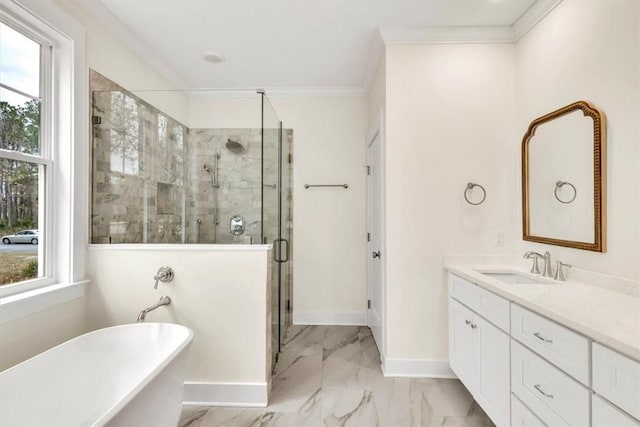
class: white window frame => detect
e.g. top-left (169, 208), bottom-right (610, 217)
top-left (0, 15), bottom-right (55, 295)
top-left (0, 0), bottom-right (88, 324)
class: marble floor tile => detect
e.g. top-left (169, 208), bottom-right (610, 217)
top-left (179, 406), bottom-right (264, 427)
top-left (179, 326), bottom-right (495, 427)
top-left (410, 378), bottom-right (475, 417)
top-left (268, 353), bottom-right (322, 413)
top-left (321, 388), bottom-right (379, 427)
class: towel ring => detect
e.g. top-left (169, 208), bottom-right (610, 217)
top-left (554, 181), bottom-right (577, 204)
top-left (464, 182), bottom-right (486, 206)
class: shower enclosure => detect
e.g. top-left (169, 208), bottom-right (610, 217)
top-left (89, 70), bottom-right (292, 363)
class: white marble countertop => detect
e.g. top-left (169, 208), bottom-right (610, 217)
top-left (446, 264), bottom-right (640, 362)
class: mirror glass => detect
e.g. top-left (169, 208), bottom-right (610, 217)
top-left (522, 101), bottom-right (606, 252)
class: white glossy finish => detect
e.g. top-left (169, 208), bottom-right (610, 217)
top-left (447, 264), bottom-right (640, 361)
top-left (0, 323), bottom-right (193, 427)
top-left (592, 342), bottom-right (640, 420)
top-left (511, 394), bottom-right (546, 427)
top-left (475, 314), bottom-right (510, 427)
top-left (449, 274), bottom-right (510, 332)
top-left (449, 298), bottom-right (510, 426)
top-left (479, 271), bottom-right (549, 285)
top-left (511, 304), bottom-right (590, 385)
top-left (511, 340), bottom-right (590, 427)
top-left (592, 395), bottom-right (640, 427)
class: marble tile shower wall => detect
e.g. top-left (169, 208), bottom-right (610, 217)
top-left (189, 128), bottom-right (262, 244)
top-left (90, 71), bottom-right (292, 245)
top-left (91, 71), bottom-right (187, 244)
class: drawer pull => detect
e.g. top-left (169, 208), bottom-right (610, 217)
top-left (533, 332), bottom-right (553, 343)
top-left (534, 384), bottom-right (554, 399)
top-left (470, 323), bottom-right (477, 329)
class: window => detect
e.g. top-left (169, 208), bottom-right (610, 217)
top-left (0, 0), bottom-right (87, 323)
top-left (0, 19), bottom-right (52, 288)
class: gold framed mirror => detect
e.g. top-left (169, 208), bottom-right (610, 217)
top-left (522, 101), bottom-right (606, 252)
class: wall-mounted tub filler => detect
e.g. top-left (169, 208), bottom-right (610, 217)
top-left (137, 296), bottom-right (171, 322)
top-left (230, 215), bottom-right (244, 235)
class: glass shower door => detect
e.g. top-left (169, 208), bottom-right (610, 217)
top-left (279, 125), bottom-right (292, 330)
top-left (261, 94), bottom-right (281, 365)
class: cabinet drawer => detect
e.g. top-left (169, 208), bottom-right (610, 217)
top-left (511, 394), bottom-right (546, 427)
top-left (511, 304), bottom-right (590, 385)
top-left (593, 395), bottom-right (640, 427)
top-left (512, 340), bottom-right (590, 427)
top-left (476, 284), bottom-right (510, 332)
top-left (449, 274), bottom-right (510, 332)
top-left (593, 343), bottom-right (640, 420)
top-left (449, 274), bottom-right (480, 310)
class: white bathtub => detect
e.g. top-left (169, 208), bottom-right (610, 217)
top-left (0, 322), bottom-right (193, 427)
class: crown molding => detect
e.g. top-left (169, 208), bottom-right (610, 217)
top-left (380, 25), bottom-right (516, 44)
top-left (72, 0), bottom-right (189, 90)
top-left (378, 0), bottom-right (562, 46)
top-left (513, 0), bottom-right (563, 40)
top-left (188, 86), bottom-right (366, 99)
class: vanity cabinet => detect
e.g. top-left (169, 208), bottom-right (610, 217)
top-left (511, 340), bottom-right (590, 427)
top-left (592, 343), bottom-right (640, 421)
top-left (449, 277), bottom-right (510, 427)
top-left (592, 395), bottom-right (640, 427)
top-left (448, 272), bottom-right (640, 427)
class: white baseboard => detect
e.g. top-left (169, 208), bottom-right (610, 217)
top-left (382, 357), bottom-right (457, 378)
top-left (293, 310), bottom-right (367, 326)
top-left (183, 382), bottom-right (268, 407)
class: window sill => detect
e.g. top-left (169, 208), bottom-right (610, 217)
top-left (0, 280), bottom-right (88, 325)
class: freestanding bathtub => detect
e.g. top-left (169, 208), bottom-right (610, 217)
top-left (0, 322), bottom-right (193, 427)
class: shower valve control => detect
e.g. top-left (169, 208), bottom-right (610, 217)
top-left (154, 266), bottom-right (174, 289)
top-left (230, 215), bottom-right (245, 236)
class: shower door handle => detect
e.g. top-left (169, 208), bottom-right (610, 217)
top-left (273, 238), bottom-right (290, 263)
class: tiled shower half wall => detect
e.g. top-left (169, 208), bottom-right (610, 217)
top-left (90, 70), bottom-right (292, 244)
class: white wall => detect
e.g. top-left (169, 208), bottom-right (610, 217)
top-left (86, 247), bottom-right (271, 386)
top-left (383, 43), bottom-right (517, 363)
top-left (0, 299), bottom-right (86, 370)
top-left (187, 95), bottom-right (369, 324)
top-left (56, 0), bottom-right (189, 124)
top-left (515, 0), bottom-right (640, 281)
top-left (273, 97), bottom-right (367, 324)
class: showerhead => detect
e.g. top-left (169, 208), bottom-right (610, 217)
top-left (225, 138), bottom-right (245, 154)
top-left (203, 164), bottom-right (213, 174)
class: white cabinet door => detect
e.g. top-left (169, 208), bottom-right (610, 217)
top-left (476, 315), bottom-right (510, 427)
top-left (593, 395), bottom-right (640, 427)
top-left (512, 394), bottom-right (546, 427)
top-left (449, 298), bottom-right (476, 392)
top-left (592, 343), bottom-right (640, 420)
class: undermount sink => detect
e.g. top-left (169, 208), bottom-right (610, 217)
top-left (477, 271), bottom-right (551, 285)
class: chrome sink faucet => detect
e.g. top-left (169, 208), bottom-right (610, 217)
top-left (523, 251), bottom-right (553, 277)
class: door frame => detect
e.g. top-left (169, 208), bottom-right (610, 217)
top-left (366, 109), bottom-right (386, 359)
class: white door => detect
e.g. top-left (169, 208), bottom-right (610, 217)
top-left (367, 130), bottom-right (384, 352)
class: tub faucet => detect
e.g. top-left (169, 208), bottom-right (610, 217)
top-left (137, 296), bottom-right (171, 322)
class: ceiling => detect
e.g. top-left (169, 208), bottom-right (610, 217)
top-left (80, 0), bottom-right (543, 93)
